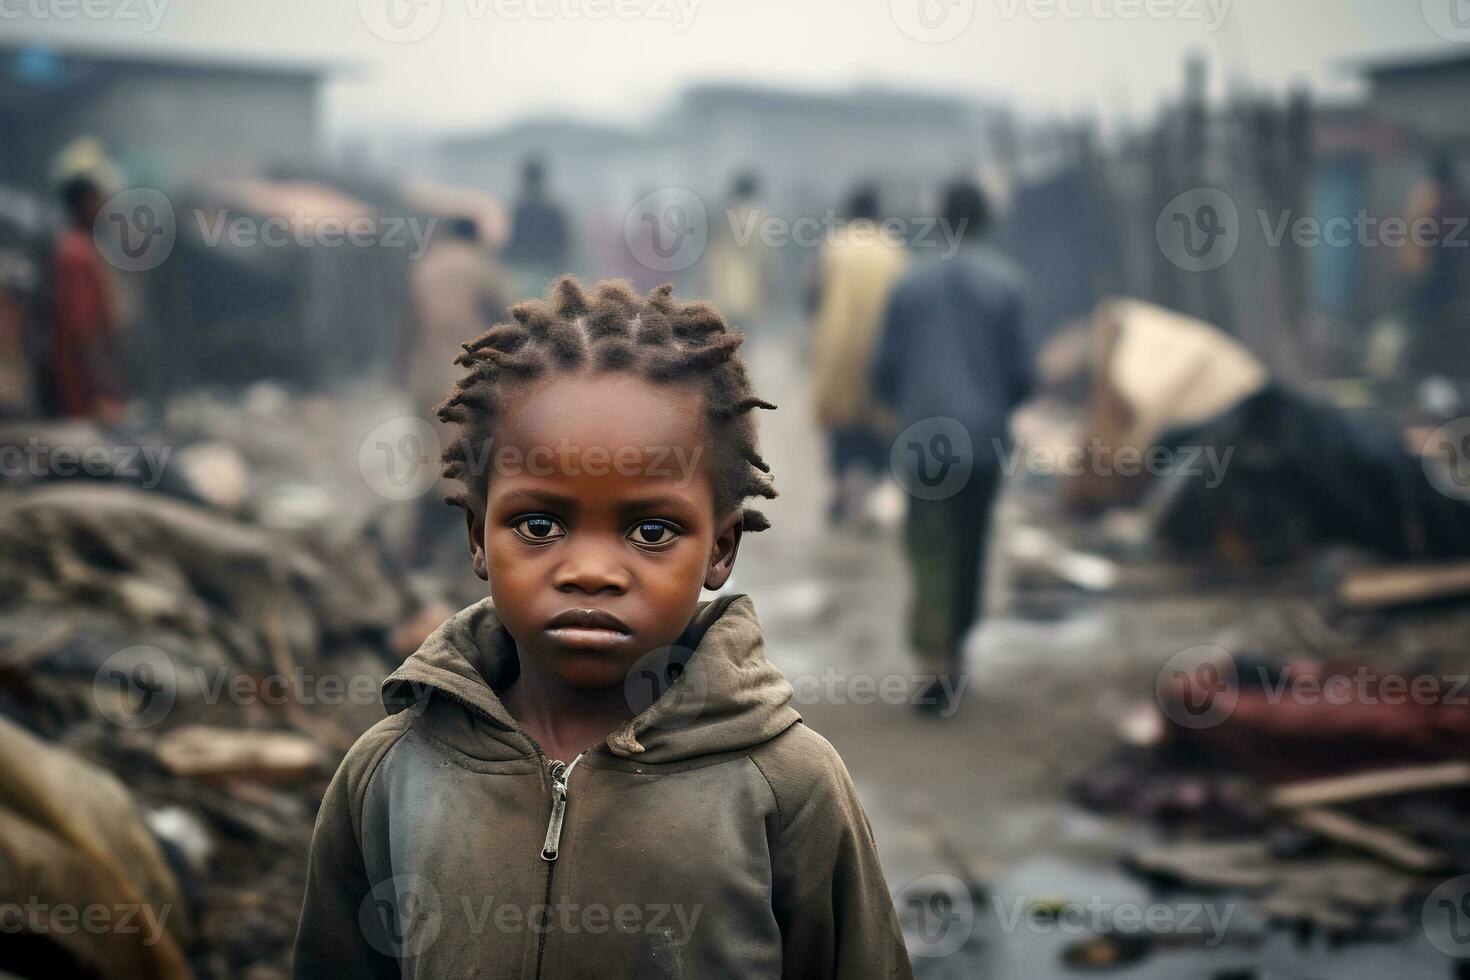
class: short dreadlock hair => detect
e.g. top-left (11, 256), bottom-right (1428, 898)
top-left (435, 276), bottom-right (778, 532)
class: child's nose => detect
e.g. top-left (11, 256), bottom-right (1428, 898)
top-left (552, 544), bottom-right (630, 595)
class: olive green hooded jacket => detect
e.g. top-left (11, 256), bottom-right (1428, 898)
top-left (293, 594), bottom-right (913, 979)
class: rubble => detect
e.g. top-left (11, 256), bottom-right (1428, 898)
top-left (0, 390), bottom-right (433, 979)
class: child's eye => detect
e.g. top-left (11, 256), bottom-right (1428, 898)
top-left (510, 515), bottom-right (566, 542)
top-left (627, 520), bottom-right (680, 547)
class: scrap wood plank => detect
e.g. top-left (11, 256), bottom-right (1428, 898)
top-left (1268, 762), bottom-right (1470, 810)
top-left (1289, 807), bottom-right (1442, 873)
top-left (1338, 561), bottom-right (1470, 610)
top-left (154, 725), bottom-right (325, 783)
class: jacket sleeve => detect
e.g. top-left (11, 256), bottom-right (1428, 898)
top-left (756, 728), bottom-right (914, 980)
top-left (998, 280), bottom-right (1036, 413)
top-left (293, 722), bottom-right (405, 980)
top-left (870, 282), bottom-right (911, 416)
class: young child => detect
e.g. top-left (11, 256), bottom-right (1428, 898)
top-left (294, 278), bottom-right (913, 978)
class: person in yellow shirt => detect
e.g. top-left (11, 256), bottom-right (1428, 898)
top-left (809, 186), bottom-right (909, 526)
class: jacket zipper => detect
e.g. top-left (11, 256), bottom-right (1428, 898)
top-left (534, 751), bottom-right (584, 979)
top-left (404, 690), bottom-right (588, 976)
top-left (540, 752), bottom-right (583, 861)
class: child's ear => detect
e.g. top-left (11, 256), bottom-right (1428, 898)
top-left (466, 509), bottom-right (488, 581)
top-left (703, 508), bottom-right (743, 591)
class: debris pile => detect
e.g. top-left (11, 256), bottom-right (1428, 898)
top-left (0, 399), bottom-right (433, 979)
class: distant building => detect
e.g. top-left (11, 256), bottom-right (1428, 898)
top-left (0, 41), bottom-right (325, 191)
top-left (1359, 50), bottom-right (1470, 149)
top-left (661, 83), bottom-right (1007, 213)
top-left (430, 82), bottom-right (1013, 296)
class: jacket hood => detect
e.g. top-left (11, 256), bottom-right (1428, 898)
top-left (382, 594), bottom-right (800, 764)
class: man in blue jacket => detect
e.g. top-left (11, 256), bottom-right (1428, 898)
top-left (872, 180), bottom-right (1034, 716)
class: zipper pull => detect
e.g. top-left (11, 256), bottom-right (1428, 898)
top-left (540, 754), bottom-right (582, 862)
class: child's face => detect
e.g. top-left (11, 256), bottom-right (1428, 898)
top-left (468, 372), bottom-right (742, 690)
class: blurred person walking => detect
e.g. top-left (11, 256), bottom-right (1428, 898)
top-left (703, 172), bottom-right (771, 330)
top-left (407, 217), bottom-right (509, 568)
top-left (1402, 153), bottom-right (1470, 375)
top-left (50, 176), bottom-right (124, 421)
top-left (808, 184), bottom-right (909, 527)
top-left (871, 181), bottom-right (1033, 715)
top-left (502, 157), bottom-right (571, 298)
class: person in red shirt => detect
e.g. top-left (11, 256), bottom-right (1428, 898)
top-left (52, 176), bottom-right (123, 420)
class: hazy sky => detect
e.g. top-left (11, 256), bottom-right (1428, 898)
top-left (2, 0), bottom-right (1458, 135)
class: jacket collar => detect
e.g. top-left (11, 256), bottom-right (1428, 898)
top-left (382, 594), bottom-right (800, 763)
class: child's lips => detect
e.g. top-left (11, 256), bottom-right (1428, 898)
top-left (543, 608), bottom-right (633, 650)
top-left (543, 626), bottom-right (635, 651)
